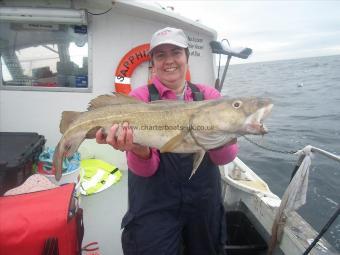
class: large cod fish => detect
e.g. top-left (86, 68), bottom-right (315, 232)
top-left (53, 93), bottom-right (273, 180)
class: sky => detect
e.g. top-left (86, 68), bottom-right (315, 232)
top-left (139, 1), bottom-right (340, 64)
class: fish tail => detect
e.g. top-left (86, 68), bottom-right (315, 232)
top-left (53, 142), bottom-right (63, 181)
top-left (53, 131), bottom-right (86, 181)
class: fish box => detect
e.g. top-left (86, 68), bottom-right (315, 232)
top-left (224, 211), bottom-right (267, 255)
top-left (0, 132), bottom-right (46, 195)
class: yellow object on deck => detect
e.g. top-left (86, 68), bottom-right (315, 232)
top-left (80, 159), bottom-right (122, 195)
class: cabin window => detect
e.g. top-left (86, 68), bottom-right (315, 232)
top-left (0, 8), bottom-right (89, 91)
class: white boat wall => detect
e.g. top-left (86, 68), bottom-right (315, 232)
top-left (0, 0), bottom-right (217, 148)
top-left (0, 1), bottom-right (338, 255)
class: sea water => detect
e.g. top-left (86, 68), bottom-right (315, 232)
top-left (221, 54), bottom-right (340, 251)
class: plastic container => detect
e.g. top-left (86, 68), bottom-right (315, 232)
top-left (0, 132), bottom-right (45, 195)
top-left (224, 211), bottom-right (268, 255)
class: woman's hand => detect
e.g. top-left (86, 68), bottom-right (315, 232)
top-left (95, 122), bottom-right (150, 159)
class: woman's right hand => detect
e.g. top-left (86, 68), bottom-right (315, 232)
top-left (95, 122), bottom-right (150, 159)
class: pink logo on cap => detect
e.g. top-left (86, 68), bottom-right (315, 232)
top-left (156, 29), bottom-right (172, 36)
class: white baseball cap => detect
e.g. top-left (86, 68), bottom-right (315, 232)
top-left (149, 27), bottom-right (188, 54)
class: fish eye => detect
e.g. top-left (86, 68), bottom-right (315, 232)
top-left (232, 100), bottom-right (242, 109)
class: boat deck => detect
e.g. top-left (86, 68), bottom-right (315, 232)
top-left (80, 159), bottom-right (338, 255)
top-left (81, 172), bottom-right (128, 255)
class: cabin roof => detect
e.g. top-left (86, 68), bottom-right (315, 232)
top-left (0, 0), bottom-right (217, 39)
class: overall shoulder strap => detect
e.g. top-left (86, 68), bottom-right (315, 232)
top-left (148, 82), bottom-right (204, 102)
top-left (187, 82), bottom-right (204, 101)
top-left (148, 84), bottom-right (160, 102)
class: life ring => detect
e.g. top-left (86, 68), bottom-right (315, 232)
top-left (114, 43), bottom-right (191, 94)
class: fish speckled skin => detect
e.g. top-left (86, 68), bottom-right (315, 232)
top-left (53, 94), bottom-right (273, 180)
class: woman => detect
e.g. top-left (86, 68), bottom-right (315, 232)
top-left (96, 27), bottom-right (238, 255)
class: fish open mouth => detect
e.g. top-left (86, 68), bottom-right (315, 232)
top-left (244, 103), bottom-right (273, 135)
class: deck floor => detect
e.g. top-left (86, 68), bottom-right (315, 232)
top-left (81, 172), bottom-right (128, 255)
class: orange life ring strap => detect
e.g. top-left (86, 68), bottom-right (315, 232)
top-left (114, 43), bottom-right (191, 94)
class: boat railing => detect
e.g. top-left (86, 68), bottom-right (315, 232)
top-left (270, 145), bottom-right (340, 255)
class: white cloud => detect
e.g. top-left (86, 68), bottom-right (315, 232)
top-left (145, 1), bottom-right (340, 63)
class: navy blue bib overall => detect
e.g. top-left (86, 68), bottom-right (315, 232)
top-left (121, 83), bottom-right (226, 255)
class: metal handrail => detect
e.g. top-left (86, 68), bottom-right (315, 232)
top-left (269, 145), bottom-right (340, 255)
top-left (309, 146), bottom-right (340, 162)
top-left (294, 145), bottom-right (339, 254)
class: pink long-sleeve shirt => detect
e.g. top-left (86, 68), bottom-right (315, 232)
top-left (127, 77), bottom-right (238, 177)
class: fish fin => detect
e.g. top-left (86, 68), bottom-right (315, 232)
top-left (60, 111), bottom-right (82, 134)
top-left (189, 150), bottom-right (206, 179)
top-left (160, 130), bottom-right (188, 153)
top-left (88, 93), bottom-right (143, 110)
